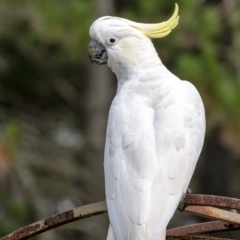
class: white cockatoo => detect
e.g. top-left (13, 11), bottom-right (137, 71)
top-left (88, 4), bottom-right (205, 240)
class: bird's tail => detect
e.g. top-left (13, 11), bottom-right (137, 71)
top-left (157, 230), bottom-right (166, 240)
top-left (106, 224), bottom-right (116, 240)
top-left (106, 225), bottom-right (166, 240)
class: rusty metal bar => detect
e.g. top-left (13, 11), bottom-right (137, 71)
top-left (184, 206), bottom-right (240, 224)
top-left (1, 194), bottom-right (240, 240)
top-left (184, 194), bottom-right (240, 210)
top-left (0, 201), bottom-right (107, 240)
top-left (167, 236), bottom-right (234, 240)
top-left (166, 221), bottom-right (240, 237)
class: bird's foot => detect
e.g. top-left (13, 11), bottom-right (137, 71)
top-left (178, 188), bottom-right (191, 212)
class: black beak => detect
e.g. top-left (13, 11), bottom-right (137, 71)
top-left (88, 40), bottom-right (108, 65)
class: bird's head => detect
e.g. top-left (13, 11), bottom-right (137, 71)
top-left (88, 4), bottom-right (179, 75)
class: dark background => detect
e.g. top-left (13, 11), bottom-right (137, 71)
top-left (0, 0), bottom-right (240, 239)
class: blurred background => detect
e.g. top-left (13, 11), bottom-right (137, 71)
top-left (0, 0), bottom-right (240, 239)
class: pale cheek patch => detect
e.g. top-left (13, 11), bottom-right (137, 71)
top-left (118, 39), bottom-right (138, 63)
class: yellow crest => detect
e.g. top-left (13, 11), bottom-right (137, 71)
top-left (129, 4), bottom-right (179, 39)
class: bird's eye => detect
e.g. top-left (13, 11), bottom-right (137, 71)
top-left (106, 36), bottom-right (118, 45)
top-left (110, 38), bottom-right (115, 43)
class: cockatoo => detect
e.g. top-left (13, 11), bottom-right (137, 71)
top-left (88, 4), bottom-right (205, 240)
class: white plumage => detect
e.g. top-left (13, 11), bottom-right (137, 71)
top-left (89, 4), bottom-right (205, 240)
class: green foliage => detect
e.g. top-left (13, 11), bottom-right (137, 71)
top-left (6, 122), bottom-right (22, 142)
top-left (31, 0), bottom-right (94, 61)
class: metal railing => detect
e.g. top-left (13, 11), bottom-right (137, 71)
top-left (1, 194), bottom-right (240, 240)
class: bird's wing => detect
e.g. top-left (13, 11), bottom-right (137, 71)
top-left (104, 80), bottom-right (205, 240)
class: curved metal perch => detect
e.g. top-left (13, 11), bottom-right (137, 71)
top-left (0, 201), bottom-right (107, 240)
top-left (1, 194), bottom-right (240, 240)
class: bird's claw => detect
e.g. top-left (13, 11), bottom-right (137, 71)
top-left (178, 188), bottom-right (191, 212)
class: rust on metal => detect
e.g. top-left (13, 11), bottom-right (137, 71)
top-left (167, 236), bottom-right (235, 240)
top-left (184, 194), bottom-right (240, 210)
top-left (184, 206), bottom-right (240, 225)
top-left (1, 225), bottom-right (41, 240)
top-left (1, 195), bottom-right (240, 240)
top-left (166, 221), bottom-right (240, 237)
top-left (44, 210), bottom-right (74, 227)
top-left (0, 201), bottom-right (107, 240)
